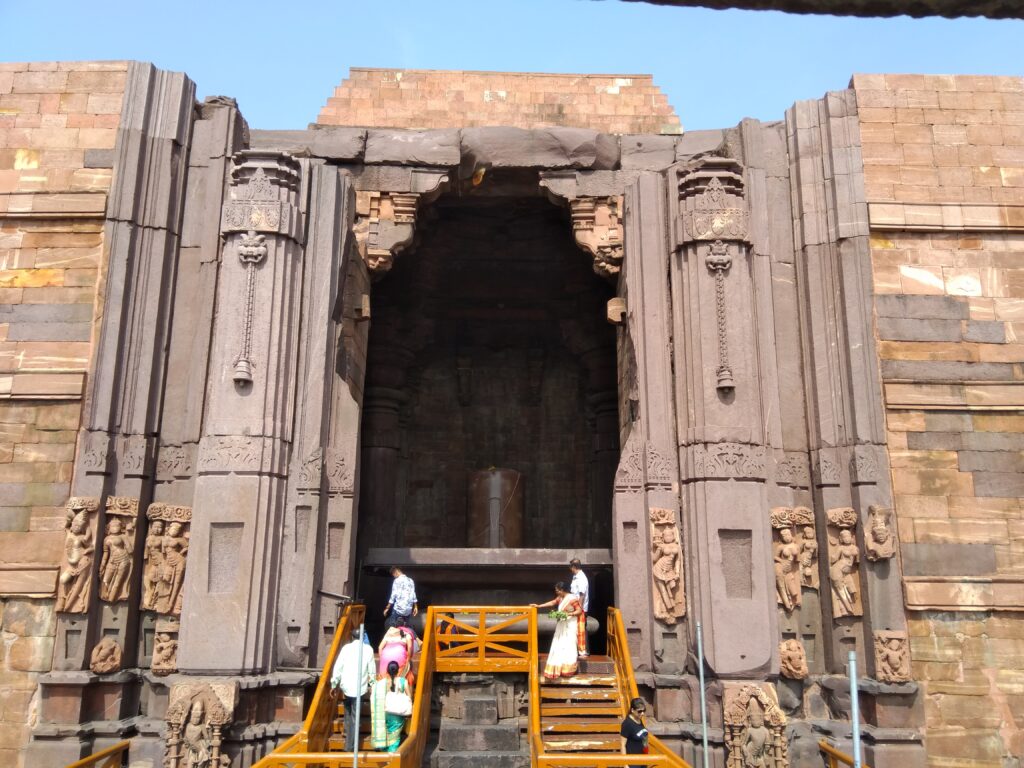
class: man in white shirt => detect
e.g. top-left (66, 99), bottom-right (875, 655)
top-left (330, 626), bottom-right (376, 751)
top-left (570, 558), bottom-right (589, 657)
top-left (383, 566), bottom-right (418, 628)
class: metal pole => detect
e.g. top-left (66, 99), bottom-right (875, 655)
top-left (849, 649), bottom-right (862, 768)
top-left (354, 622), bottom-right (365, 768)
top-left (696, 621), bottom-right (709, 768)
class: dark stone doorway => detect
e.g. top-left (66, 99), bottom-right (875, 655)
top-left (356, 194), bottom-right (619, 620)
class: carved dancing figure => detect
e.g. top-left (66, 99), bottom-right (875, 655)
top-left (56, 508), bottom-right (95, 613)
top-left (779, 639), bottom-right (809, 680)
top-left (829, 529), bottom-right (860, 617)
top-left (153, 633), bottom-right (178, 676)
top-left (741, 701), bottom-right (770, 768)
top-left (866, 506), bottom-right (896, 561)
top-left (159, 522), bottom-right (189, 615)
top-left (773, 528), bottom-right (801, 612)
top-left (142, 519), bottom-right (165, 610)
top-left (652, 526), bottom-right (682, 624)
top-left (99, 517), bottom-right (133, 602)
top-left (798, 526), bottom-right (818, 588)
top-left (875, 635), bottom-right (910, 682)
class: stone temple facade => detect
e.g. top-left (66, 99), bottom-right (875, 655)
top-left (0, 61), bottom-right (1022, 768)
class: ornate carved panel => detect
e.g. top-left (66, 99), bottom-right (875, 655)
top-left (152, 616), bottom-right (179, 677)
top-left (779, 639), bottom-right (809, 680)
top-left (325, 446), bottom-right (355, 496)
top-left (165, 681), bottom-right (237, 768)
top-left (649, 507), bottom-right (685, 624)
top-left (865, 505), bottom-right (896, 561)
top-left (687, 442), bottom-right (767, 481)
top-left (55, 497), bottom-right (100, 614)
top-left (221, 157), bottom-right (302, 239)
top-left (80, 431), bottom-right (112, 474)
top-left (99, 496), bottom-right (138, 603)
top-left (813, 448), bottom-right (842, 487)
top-left (142, 503), bottom-right (192, 616)
top-left (156, 444), bottom-right (196, 482)
top-left (570, 195), bottom-right (623, 278)
top-left (826, 507), bottom-right (863, 618)
top-left (850, 443), bottom-right (880, 485)
top-left (197, 435), bottom-right (286, 476)
top-left (89, 636), bottom-right (122, 674)
top-left (775, 451), bottom-right (811, 489)
top-left (874, 630), bottom-right (911, 682)
top-left (677, 159), bottom-right (750, 245)
top-left (770, 506), bottom-right (818, 597)
top-left (723, 683), bottom-right (788, 768)
top-left (614, 432), bottom-right (643, 493)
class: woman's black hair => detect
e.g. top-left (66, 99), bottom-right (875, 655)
top-left (630, 697), bottom-right (646, 713)
top-left (554, 581), bottom-right (567, 593)
top-left (387, 660), bottom-right (400, 691)
top-left (395, 614), bottom-right (407, 628)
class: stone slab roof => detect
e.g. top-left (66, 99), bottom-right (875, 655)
top-left (317, 68), bottom-right (682, 135)
top-left (626, 0), bottom-right (1021, 18)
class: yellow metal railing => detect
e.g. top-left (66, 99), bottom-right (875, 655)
top-left (819, 740), bottom-right (871, 768)
top-left (434, 606), bottom-right (533, 673)
top-left (529, 609), bottom-right (691, 768)
top-left (65, 740), bottom-right (130, 768)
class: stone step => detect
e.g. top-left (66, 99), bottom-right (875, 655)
top-left (463, 695), bottom-right (498, 725)
top-left (541, 674), bottom-right (616, 687)
top-left (541, 717), bottom-right (621, 734)
top-left (540, 686), bottom-right (617, 701)
top-left (431, 752), bottom-right (530, 768)
top-left (543, 735), bottom-right (622, 752)
top-left (541, 702), bottom-right (621, 717)
top-left (437, 722), bottom-right (520, 752)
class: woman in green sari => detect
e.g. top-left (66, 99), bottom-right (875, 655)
top-left (371, 660), bottom-right (411, 752)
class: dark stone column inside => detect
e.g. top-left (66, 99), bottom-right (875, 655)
top-left (357, 193), bottom-right (619, 619)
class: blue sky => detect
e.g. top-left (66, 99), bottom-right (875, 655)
top-left (2, 0), bottom-right (1022, 130)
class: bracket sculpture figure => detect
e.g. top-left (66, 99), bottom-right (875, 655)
top-left (826, 507), bottom-right (863, 618)
top-left (723, 683), bottom-right (788, 768)
top-left (874, 630), bottom-right (911, 682)
top-left (570, 195), bottom-right (624, 279)
top-left (89, 635), bottom-right (123, 674)
top-left (779, 639), bottom-right (809, 680)
top-left (649, 507), bottom-right (686, 624)
top-left (164, 682), bottom-right (236, 768)
top-left (152, 616), bottom-right (180, 676)
top-left (55, 497), bottom-right (101, 614)
top-left (99, 496), bottom-right (139, 603)
top-left (865, 505), bottom-right (896, 561)
top-left (142, 503), bottom-right (192, 616)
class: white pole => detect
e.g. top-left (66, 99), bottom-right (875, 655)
top-left (849, 649), bottom-right (862, 768)
top-left (696, 621), bottom-right (709, 768)
top-left (354, 622), bottom-right (365, 768)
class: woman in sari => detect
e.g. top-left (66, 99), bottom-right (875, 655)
top-left (533, 582), bottom-right (583, 680)
top-left (371, 660), bottom-right (411, 752)
top-left (378, 616), bottom-right (413, 678)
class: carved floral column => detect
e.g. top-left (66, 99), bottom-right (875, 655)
top-left (670, 156), bottom-right (778, 677)
top-left (178, 151), bottom-right (306, 673)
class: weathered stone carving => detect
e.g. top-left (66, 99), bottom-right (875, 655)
top-left (233, 230), bottom-right (268, 384)
top-left (706, 239), bottom-right (735, 390)
top-left (152, 617), bottom-right (179, 676)
top-left (874, 631), bottom-right (911, 683)
top-left (99, 496), bottom-right (138, 603)
top-left (142, 503), bottom-right (191, 616)
top-left (197, 436), bottom-right (263, 472)
top-left (826, 508), bottom-right (863, 618)
top-left (614, 432), bottom-right (644, 493)
top-left (723, 684), bottom-right (787, 768)
top-left (570, 195), bottom-right (623, 278)
top-left (221, 156), bottom-right (301, 237)
top-left (157, 444), bottom-right (195, 481)
top-left (646, 445), bottom-right (674, 487)
top-left (678, 161), bottom-right (750, 244)
top-left (80, 431), bottom-right (112, 473)
top-left (779, 639), bottom-right (808, 680)
top-left (814, 450), bottom-right (841, 486)
top-left (89, 635), bottom-right (122, 674)
top-left (325, 446), bottom-right (355, 495)
top-left (770, 506), bottom-right (818, 594)
top-left (850, 444), bottom-right (879, 485)
top-left (297, 447), bottom-right (323, 491)
top-left (354, 191), bottom-right (419, 275)
top-left (798, 525), bottom-right (819, 591)
top-left (120, 434), bottom-right (149, 476)
top-left (866, 505), bottom-right (896, 561)
top-left (165, 682), bottom-right (236, 768)
top-left (776, 451), bottom-right (811, 488)
top-left (769, 507), bottom-right (804, 613)
top-left (649, 507), bottom-right (685, 624)
top-left (691, 442), bottom-right (766, 480)
top-left (55, 497), bottom-right (100, 613)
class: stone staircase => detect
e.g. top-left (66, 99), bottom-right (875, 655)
top-left (539, 655), bottom-right (622, 753)
top-left (431, 676), bottom-right (529, 768)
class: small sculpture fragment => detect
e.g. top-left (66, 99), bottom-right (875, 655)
top-left (779, 639), bottom-right (809, 680)
top-left (874, 631), bottom-right (911, 683)
top-left (142, 503), bottom-right (192, 615)
top-left (99, 496), bottom-right (138, 603)
top-left (89, 635), bottom-right (122, 674)
top-left (770, 507), bottom-right (816, 612)
top-left (826, 508), bottom-right (863, 618)
top-left (153, 617), bottom-right (180, 677)
top-left (865, 505), bottom-right (896, 561)
top-left (165, 683), bottom-right (235, 768)
top-left (56, 497), bottom-right (100, 613)
top-left (649, 507), bottom-right (686, 624)
top-left (723, 684), bottom-right (787, 768)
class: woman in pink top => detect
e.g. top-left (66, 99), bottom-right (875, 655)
top-left (378, 615), bottom-right (413, 678)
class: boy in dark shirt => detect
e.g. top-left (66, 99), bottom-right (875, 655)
top-left (620, 697), bottom-right (649, 767)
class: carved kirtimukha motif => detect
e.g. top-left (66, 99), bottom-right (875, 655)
top-left (89, 635), bottom-right (122, 674)
top-left (866, 505), bottom-right (896, 561)
top-left (779, 639), bottom-right (809, 680)
top-left (220, 155), bottom-right (301, 237)
top-left (142, 503), bottom-right (192, 616)
top-left (165, 683), bottom-right (236, 768)
top-left (99, 496), bottom-right (138, 603)
top-left (649, 507), bottom-right (685, 624)
top-left (826, 508), bottom-right (863, 618)
top-left (570, 196), bottom-right (624, 279)
top-left (874, 631), bottom-right (911, 683)
top-left (723, 684), bottom-right (787, 768)
top-left (678, 161), bottom-right (750, 244)
top-left (55, 497), bottom-right (100, 613)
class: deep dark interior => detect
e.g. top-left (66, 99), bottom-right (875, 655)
top-left (356, 195), bottom-right (620, 562)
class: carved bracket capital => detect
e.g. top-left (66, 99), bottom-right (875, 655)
top-left (677, 156), bottom-right (750, 246)
top-left (221, 151), bottom-right (303, 240)
top-left (354, 191), bottom-right (420, 276)
top-left (570, 195), bottom-right (623, 279)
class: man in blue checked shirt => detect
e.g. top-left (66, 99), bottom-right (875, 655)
top-left (383, 566), bottom-right (418, 628)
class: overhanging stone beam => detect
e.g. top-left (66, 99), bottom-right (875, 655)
top-left (623, 0), bottom-right (1022, 19)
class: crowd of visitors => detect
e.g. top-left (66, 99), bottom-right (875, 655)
top-left (330, 559), bottom-right (645, 761)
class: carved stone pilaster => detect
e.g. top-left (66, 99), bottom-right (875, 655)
top-left (164, 681), bottom-right (237, 768)
top-left (99, 496), bottom-right (139, 603)
top-left (570, 195), bottom-right (623, 279)
top-left (55, 497), bottom-right (101, 614)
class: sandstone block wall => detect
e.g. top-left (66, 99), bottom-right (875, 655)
top-left (0, 60), bottom-right (128, 768)
top-left (854, 72), bottom-right (1024, 766)
top-left (318, 68), bottom-right (681, 134)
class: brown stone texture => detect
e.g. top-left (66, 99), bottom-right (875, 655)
top-left (0, 61), bottom-right (127, 768)
top-left (856, 72), bottom-right (1024, 766)
top-left (317, 68), bottom-right (681, 135)
top-left (630, 0), bottom-right (1022, 20)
